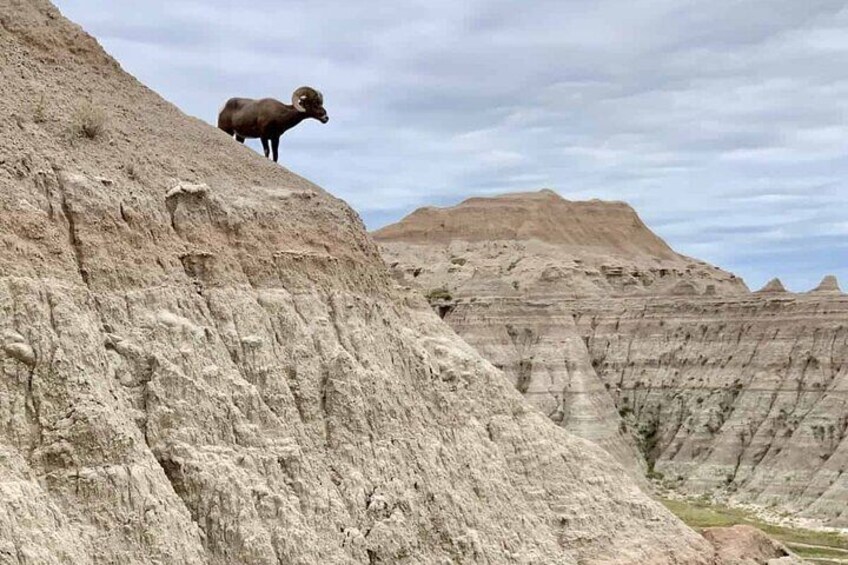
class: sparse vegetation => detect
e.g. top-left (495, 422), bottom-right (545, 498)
top-left (661, 497), bottom-right (848, 561)
top-left (637, 413), bottom-right (661, 474)
top-left (124, 161), bottom-right (140, 181)
top-left (33, 93), bottom-right (47, 123)
top-left (515, 358), bottom-right (533, 393)
top-left (425, 288), bottom-right (452, 302)
top-left (646, 468), bottom-right (665, 481)
top-left (70, 101), bottom-right (108, 139)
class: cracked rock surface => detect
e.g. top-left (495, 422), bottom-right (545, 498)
top-left (575, 294), bottom-right (848, 527)
top-left (0, 2), bottom-right (720, 563)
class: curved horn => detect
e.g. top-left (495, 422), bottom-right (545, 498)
top-left (292, 86), bottom-right (320, 112)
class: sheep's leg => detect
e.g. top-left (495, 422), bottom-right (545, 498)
top-left (235, 135), bottom-right (245, 144)
top-left (271, 137), bottom-right (280, 163)
top-left (261, 137), bottom-right (270, 159)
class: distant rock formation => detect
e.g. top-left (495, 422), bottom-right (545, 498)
top-left (377, 191), bottom-right (848, 528)
top-left (811, 274), bottom-right (842, 294)
top-left (376, 189), bottom-right (749, 299)
top-left (375, 189), bottom-right (681, 260)
top-left (577, 295), bottom-right (848, 527)
top-left (702, 525), bottom-right (801, 564)
top-left (375, 191), bottom-right (751, 476)
top-left (755, 278), bottom-right (788, 293)
top-left (446, 298), bottom-right (647, 477)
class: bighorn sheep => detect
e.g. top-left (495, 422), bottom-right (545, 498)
top-left (217, 86), bottom-right (328, 163)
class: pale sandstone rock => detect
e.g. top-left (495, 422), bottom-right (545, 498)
top-left (377, 190), bottom-right (748, 299)
top-left (810, 275), bottom-right (842, 294)
top-left (165, 181), bottom-right (210, 199)
top-left (755, 278), bottom-right (787, 293)
top-left (376, 192), bottom-right (848, 528)
top-left (375, 190), bottom-right (747, 476)
top-left (702, 525), bottom-right (801, 565)
top-left (441, 298), bottom-right (646, 479)
top-left (576, 294), bottom-right (848, 527)
top-left (0, 2), bottom-right (719, 563)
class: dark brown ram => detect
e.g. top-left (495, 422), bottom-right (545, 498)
top-left (217, 86), bottom-right (328, 162)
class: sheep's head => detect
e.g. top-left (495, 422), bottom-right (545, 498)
top-left (292, 86), bottom-right (328, 123)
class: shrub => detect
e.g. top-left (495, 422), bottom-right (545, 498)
top-left (70, 101), bottom-right (108, 139)
top-left (425, 288), bottom-right (452, 302)
top-left (33, 94), bottom-right (47, 123)
top-left (124, 161), bottom-right (140, 181)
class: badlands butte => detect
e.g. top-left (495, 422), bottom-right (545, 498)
top-left (376, 190), bottom-right (848, 531)
top-left (1, 2), bottom-right (802, 565)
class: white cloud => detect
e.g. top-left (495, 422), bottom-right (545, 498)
top-left (54, 0), bottom-right (848, 291)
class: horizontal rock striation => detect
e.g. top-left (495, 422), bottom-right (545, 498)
top-left (573, 293), bottom-right (848, 527)
top-left (375, 189), bottom-right (678, 259)
top-left (811, 275), bottom-right (843, 295)
top-left (377, 191), bottom-right (748, 299)
top-left (755, 278), bottom-right (787, 294)
top-left (0, 2), bottom-right (717, 564)
top-left (376, 190), bottom-right (749, 475)
top-left (376, 191), bottom-right (848, 528)
top-left (445, 297), bottom-right (646, 476)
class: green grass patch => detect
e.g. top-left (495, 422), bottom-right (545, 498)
top-left (788, 543), bottom-right (848, 560)
top-left (661, 497), bottom-right (848, 554)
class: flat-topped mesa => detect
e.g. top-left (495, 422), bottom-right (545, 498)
top-left (376, 189), bottom-right (748, 298)
top-left (375, 189), bottom-right (679, 260)
top-left (810, 274), bottom-right (843, 294)
top-left (755, 277), bottom-right (788, 293)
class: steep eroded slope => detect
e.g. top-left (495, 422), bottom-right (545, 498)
top-left (0, 2), bottom-right (717, 563)
top-left (376, 191), bottom-right (848, 528)
top-left (575, 293), bottom-right (848, 527)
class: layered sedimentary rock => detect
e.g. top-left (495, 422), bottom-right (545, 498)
top-left (0, 2), bottom-right (720, 563)
top-left (574, 293), bottom-right (848, 527)
top-left (376, 190), bottom-right (748, 299)
top-left (376, 191), bottom-right (848, 527)
top-left (376, 191), bottom-right (746, 475)
top-left (445, 298), bottom-right (646, 476)
top-left (811, 275), bottom-right (842, 294)
top-left (755, 278), bottom-right (787, 294)
top-left (701, 526), bottom-right (800, 565)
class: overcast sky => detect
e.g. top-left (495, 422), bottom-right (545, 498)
top-left (55, 1), bottom-right (847, 291)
